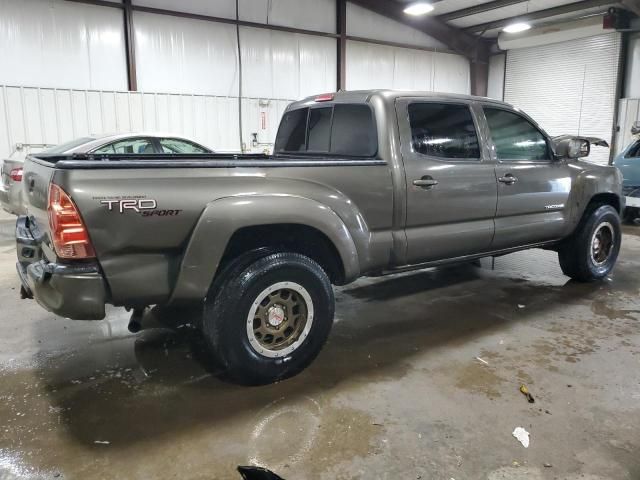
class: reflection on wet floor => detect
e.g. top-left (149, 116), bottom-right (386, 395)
top-left (0, 223), bottom-right (639, 478)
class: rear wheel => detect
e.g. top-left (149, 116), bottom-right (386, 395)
top-left (558, 204), bottom-right (621, 281)
top-left (202, 252), bottom-right (334, 385)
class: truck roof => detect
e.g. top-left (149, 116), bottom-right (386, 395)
top-left (289, 89), bottom-right (514, 111)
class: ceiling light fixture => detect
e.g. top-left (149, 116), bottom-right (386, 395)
top-left (403, 2), bottom-right (434, 16)
top-left (503, 22), bottom-right (531, 33)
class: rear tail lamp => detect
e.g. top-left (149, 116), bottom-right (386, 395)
top-left (10, 167), bottom-right (22, 182)
top-left (48, 184), bottom-right (95, 259)
top-left (314, 93), bottom-right (334, 102)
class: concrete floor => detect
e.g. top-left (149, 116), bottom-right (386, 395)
top-left (0, 209), bottom-right (639, 480)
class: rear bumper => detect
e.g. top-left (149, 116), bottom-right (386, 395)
top-left (16, 216), bottom-right (107, 320)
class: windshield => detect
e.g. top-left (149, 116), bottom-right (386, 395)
top-left (43, 137), bottom-right (95, 154)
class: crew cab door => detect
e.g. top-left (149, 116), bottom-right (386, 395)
top-left (396, 99), bottom-right (497, 264)
top-left (480, 105), bottom-right (572, 249)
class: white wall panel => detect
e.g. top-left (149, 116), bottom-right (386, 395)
top-left (133, 12), bottom-right (239, 96)
top-left (487, 54), bottom-right (505, 100)
top-left (346, 41), bottom-right (470, 94)
top-left (505, 33), bottom-right (622, 165)
top-left (240, 0), bottom-right (336, 33)
top-left (240, 27), bottom-right (336, 100)
top-left (0, 86), bottom-right (250, 159)
top-left (133, 0), bottom-right (236, 18)
top-left (0, 0), bottom-right (127, 90)
top-left (346, 2), bottom-right (446, 49)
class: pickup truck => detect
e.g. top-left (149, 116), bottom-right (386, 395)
top-left (16, 90), bottom-right (624, 385)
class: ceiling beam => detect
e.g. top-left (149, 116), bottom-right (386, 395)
top-left (464, 0), bottom-right (614, 33)
top-left (438, 0), bottom-right (527, 22)
top-left (348, 0), bottom-right (483, 59)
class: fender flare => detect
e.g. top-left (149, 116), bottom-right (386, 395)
top-left (169, 195), bottom-right (361, 303)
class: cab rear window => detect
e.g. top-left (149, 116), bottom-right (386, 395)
top-left (274, 104), bottom-right (377, 157)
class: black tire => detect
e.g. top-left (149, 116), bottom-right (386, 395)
top-left (558, 204), bottom-right (621, 282)
top-left (202, 252), bottom-right (334, 385)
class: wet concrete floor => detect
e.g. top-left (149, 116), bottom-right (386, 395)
top-left (0, 210), bottom-right (639, 479)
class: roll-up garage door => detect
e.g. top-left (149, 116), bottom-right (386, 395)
top-left (504, 33), bottom-right (622, 165)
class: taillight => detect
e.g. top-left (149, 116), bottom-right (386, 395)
top-left (10, 167), bottom-right (22, 182)
top-left (48, 184), bottom-right (95, 259)
top-left (314, 93), bottom-right (334, 102)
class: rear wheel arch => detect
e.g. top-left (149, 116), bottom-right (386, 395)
top-left (169, 195), bottom-right (361, 303)
top-left (219, 223), bottom-right (347, 285)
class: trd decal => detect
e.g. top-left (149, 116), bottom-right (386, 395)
top-left (141, 209), bottom-right (182, 217)
top-left (101, 199), bottom-right (157, 213)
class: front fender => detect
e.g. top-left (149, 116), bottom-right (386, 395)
top-left (565, 163), bottom-right (623, 232)
top-left (169, 195), bottom-right (361, 303)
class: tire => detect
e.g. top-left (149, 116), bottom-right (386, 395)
top-left (202, 252), bottom-right (334, 385)
top-left (558, 204), bottom-right (621, 282)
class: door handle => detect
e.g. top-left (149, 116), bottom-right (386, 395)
top-left (498, 173), bottom-right (518, 185)
top-left (413, 176), bottom-right (439, 188)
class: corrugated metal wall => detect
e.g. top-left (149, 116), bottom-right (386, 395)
top-left (504, 33), bottom-right (622, 165)
top-left (0, 85), bottom-right (295, 155)
top-left (0, 0), bottom-right (472, 158)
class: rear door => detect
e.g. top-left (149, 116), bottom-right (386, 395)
top-left (481, 105), bottom-right (572, 249)
top-left (396, 98), bottom-right (497, 264)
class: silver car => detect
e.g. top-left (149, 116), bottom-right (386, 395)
top-left (0, 133), bottom-right (212, 215)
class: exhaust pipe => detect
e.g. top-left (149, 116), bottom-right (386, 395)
top-left (128, 308), bottom-right (144, 333)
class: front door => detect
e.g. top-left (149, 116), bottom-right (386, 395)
top-left (396, 99), bottom-right (498, 264)
top-left (481, 106), bottom-right (572, 250)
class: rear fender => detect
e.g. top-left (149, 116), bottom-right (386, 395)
top-left (170, 195), bottom-right (361, 303)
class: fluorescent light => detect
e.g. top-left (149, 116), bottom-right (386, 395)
top-left (403, 2), bottom-right (434, 16)
top-left (503, 22), bottom-right (531, 33)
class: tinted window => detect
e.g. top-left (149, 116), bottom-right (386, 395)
top-left (93, 138), bottom-right (156, 154)
top-left (307, 107), bottom-right (332, 152)
top-left (408, 103), bottom-right (480, 159)
top-left (626, 140), bottom-right (640, 158)
top-left (275, 108), bottom-right (308, 152)
top-left (484, 108), bottom-right (549, 161)
top-left (330, 105), bottom-right (377, 156)
top-left (160, 138), bottom-right (208, 153)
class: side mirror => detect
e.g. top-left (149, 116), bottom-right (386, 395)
top-left (554, 137), bottom-right (590, 159)
top-left (632, 121), bottom-right (640, 135)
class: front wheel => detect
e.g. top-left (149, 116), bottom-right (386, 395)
top-left (202, 252), bottom-right (335, 385)
top-left (558, 204), bottom-right (621, 282)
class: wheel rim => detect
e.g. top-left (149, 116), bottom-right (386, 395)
top-left (590, 221), bottom-right (615, 266)
top-left (246, 282), bottom-right (314, 358)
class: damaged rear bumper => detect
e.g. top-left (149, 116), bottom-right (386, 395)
top-left (16, 216), bottom-right (107, 320)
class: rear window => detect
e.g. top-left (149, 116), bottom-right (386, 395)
top-left (274, 104), bottom-right (377, 157)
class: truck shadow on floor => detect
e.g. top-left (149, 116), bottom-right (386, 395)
top-left (31, 257), bottom-right (634, 449)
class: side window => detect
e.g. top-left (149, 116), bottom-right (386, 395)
top-left (160, 138), bottom-right (208, 153)
top-left (626, 140), bottom-right (640, 158)
top-left (275, 108), bottom-right (308, 152)
top-left (483, 108), bottom-right (550, 161)
top-left (330, 104), bottom-right (377, 156)
top-left (408, 103), bottom-right (480, 160)
top-left (93, 138), bottom-right (155, 154)
top-left (307, 107), bottom-right (332, 152)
